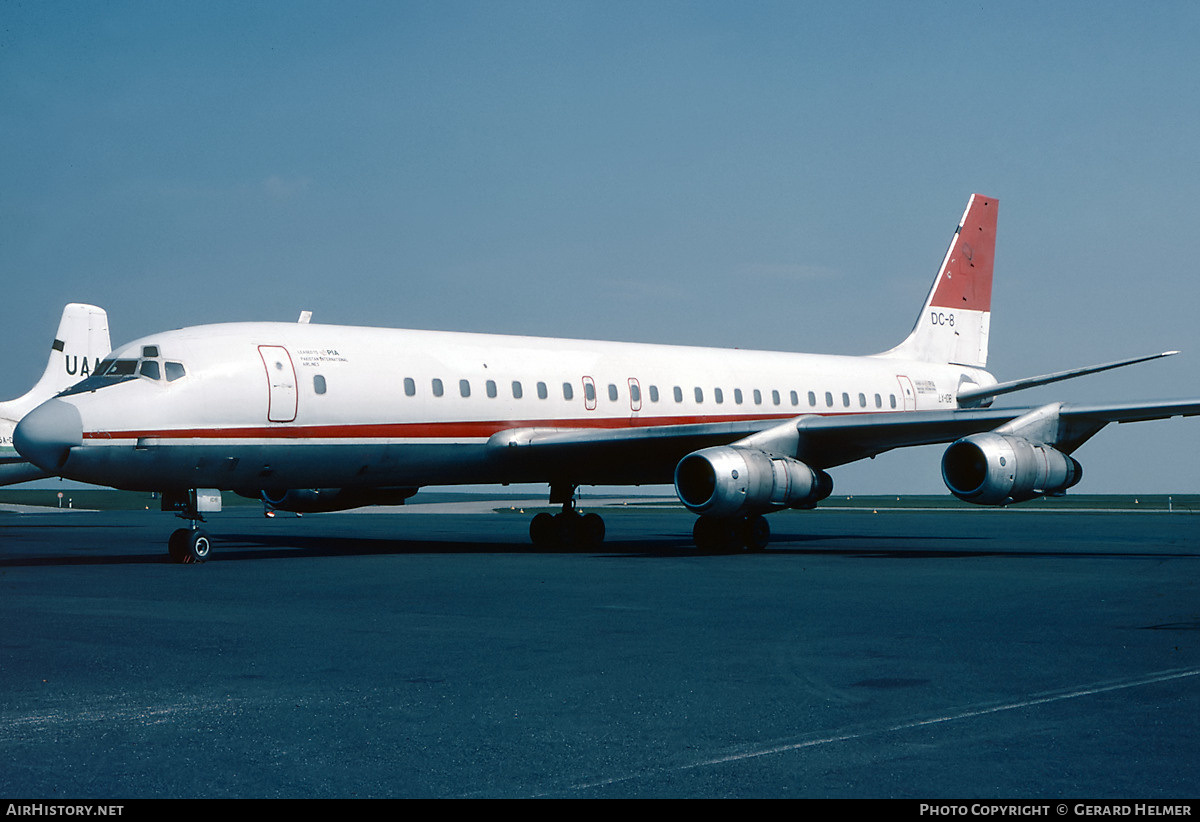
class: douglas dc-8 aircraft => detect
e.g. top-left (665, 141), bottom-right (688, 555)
top-left (14, 195), bottom-right (1200, 562)
top-left (0, 303), bottom-right (110, 486)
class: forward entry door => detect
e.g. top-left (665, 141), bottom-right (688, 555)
top-left (259, 345), bottom-right (298, 422)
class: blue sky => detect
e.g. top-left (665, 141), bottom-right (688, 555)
top-left (3, 0), bottom-right (1199, 493)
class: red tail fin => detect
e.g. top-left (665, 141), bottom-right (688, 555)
top-left (878, 194), bottom-right (997, 368)
top-left (929, 194), bottom-right (996, 314)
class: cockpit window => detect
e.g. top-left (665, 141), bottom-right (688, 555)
top-left (105, 359), bottom-right (138, 377)
top-left (59, 358), bottom-right (139, 396)
top-left (58, 351), bottom-right (188, 396)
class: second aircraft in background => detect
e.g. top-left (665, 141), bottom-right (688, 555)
top-left (0, 303), bottom-right (110, 486)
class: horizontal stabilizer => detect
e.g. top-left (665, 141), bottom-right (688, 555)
top-left (957, 351), bottom-right (1179, 406)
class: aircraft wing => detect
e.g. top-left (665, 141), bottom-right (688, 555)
top-left (488, 399), bottom-right (1200, 479)
top-left (791, 399), bottom-right (1200, 467)
top-left (0, 456), bottom-right (49, 486)
top-left (487, 419), bottom-right (784, 483)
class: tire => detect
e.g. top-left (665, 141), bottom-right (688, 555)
top-left (168, 528), bottom-right (189, 563)
top-left (693, 516), bottom-right (739, 554)
top-left (578, 513), bottom-right (605, 548)
top-left (183, 529), bottom-right (211, 564)
top-left (529, 512), bottom-right (556, 550)
top-left (741, 515), bottom-right (771, 551)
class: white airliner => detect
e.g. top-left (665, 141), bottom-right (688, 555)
top-left (0, 303), bottom-right (111, 486)
top-left (13, 195), bottom-right (1200, 562)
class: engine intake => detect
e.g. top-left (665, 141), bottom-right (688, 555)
top-left (942, 433), bottom-right (1081, 505)
top-left (674, 446), bottom-right (832, 517)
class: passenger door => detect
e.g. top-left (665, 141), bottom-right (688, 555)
top-left (259, 345), bottom-right (298, 422)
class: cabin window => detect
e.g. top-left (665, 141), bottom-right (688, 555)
top-left (875, 393), bottom-right (882, 408)
top-left (313, 375), bottom-right (327, 395)
top-left (459, 379), bottom-right (471, 398)
top-left (630, 383), bottom-right (641, 403)
top-left (512, 381), bottom-right (523, 399)
top-left (808, 391), bottom-right (817, 407)
top-left (790, 390), bottom-right (799, 406)
top-left (649, 385), bottom-right (659, 403)
top-left (584, 382), bottom-right (596, 403)
top-left (404, 377), bottom-right (416, 396)
top-left (674, 386), bottom-right (683, 403)
top-left (714, 388), bottom-right (724, 404)
top-left (608, 384), bottom-right (619, 402)
top-left (694, 387), bottom-right (704, 403)
top-left (561, 382), bottom-right (572, 401)
top-left (538, 382), bottom-right (548, 400)
top-left (772, 390), bottom-right (781, 406)
top-left (858, 392), bottom-right (867, 408)
top-left (825, 391), bottom-right (833, 407)
top-left (486, 380), bottom-right (497, 398)
top-left (890, 394), bottom-right (897, 409)
top-left (753, 389), bottom-right (762, 405)
top-left (842, 392), bottom-right (850, 407)
top-left (734, 388), bottom-right (743, 405)
top-left (432, 378), bottom-right (444, 397)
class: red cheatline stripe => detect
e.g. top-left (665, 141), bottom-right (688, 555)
top-left (80, 412), bottom-right (815, 441)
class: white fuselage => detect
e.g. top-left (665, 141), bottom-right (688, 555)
top-left (49, 321), bottom-right (995, 494)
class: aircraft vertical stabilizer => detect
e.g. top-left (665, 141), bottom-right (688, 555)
top-left (0, 303), bottom-right (111, 423)
top-left (878, 193), bottom-right (997, 367)
top-left (0, 303), bottom-right (111, 485)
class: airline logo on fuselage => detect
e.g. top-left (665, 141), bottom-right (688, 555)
top-left (296, 348), bottom-right (348, 366)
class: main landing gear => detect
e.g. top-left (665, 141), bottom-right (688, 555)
top-left (529, 484), bottom-right (606, 550)
top-left (691, 514), bottom-right (771, 554)
top-left (162, 489), bottom-right (221, 564)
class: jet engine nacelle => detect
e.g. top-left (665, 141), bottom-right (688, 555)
top-left (257, 486), bottom-right (419, 513)
top-left (941, 432), bottom-right (1082, 505)
top-left (674, 446), bottom-right (833, 517)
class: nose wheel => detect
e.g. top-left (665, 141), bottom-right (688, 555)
top-left (168, 527), bottom-right (212, 564)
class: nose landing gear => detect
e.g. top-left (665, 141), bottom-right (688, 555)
top-left (162, 488), bottom-right (222, 564)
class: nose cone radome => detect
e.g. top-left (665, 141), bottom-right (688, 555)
top-left (14, 399), bottom-right (83, 472)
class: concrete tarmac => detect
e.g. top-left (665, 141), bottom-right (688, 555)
top-left (1, 502), bottom-right (1198, 798)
